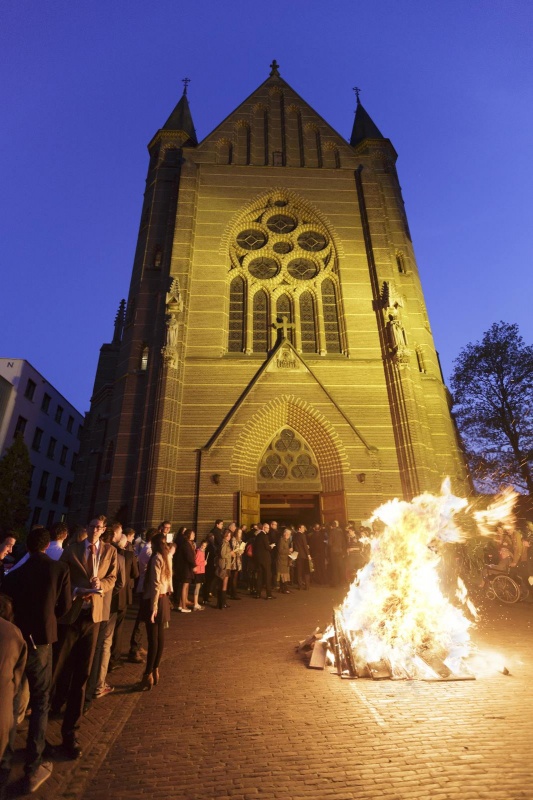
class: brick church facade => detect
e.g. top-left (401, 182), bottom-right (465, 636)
top-left (70, 62), bottom-right (469, 530)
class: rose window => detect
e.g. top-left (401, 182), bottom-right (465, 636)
top-left (258, 429), bottom-right (319, 483)
top-left (274, 429), bottom-right (301, 452)
top-left (248, 257), bottom-right (279, 279)
top-left (267, 215), bottom-right (297, 233)
top-left (298, 231), bottom-right (327, 252)
top-left (287, 259), bottom-right (319, 280)
top-left (291, 454), bottom-right (318, 480)
top-left (273, 241), bottom-right (293, 254)
top-left (237, 229), bottom-right (267, 250)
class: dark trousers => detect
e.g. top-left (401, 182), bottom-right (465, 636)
top-left (52, 614), bottom-right (98, 740)
top-left (129, 596), bottom-right (144, 654)
top-left (85, 620), bottom-right (107, 701)
top-left (144, 621), bottom-right (165, 674)
top-left (255, 562), bottom-right (272, 597)
top-left (202, 569), bottom-right (216, 602)
top-left (329, 554), bottom-right (345, 587)
top-left (1, 644), bottom-right (52, 775)
top-left (295, 559), bottom-right (310, 589)
top-left (110, 606), bottom-right (127, 663)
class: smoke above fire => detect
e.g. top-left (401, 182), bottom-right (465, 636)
top-left (329, 480), bottom-right (516, 680)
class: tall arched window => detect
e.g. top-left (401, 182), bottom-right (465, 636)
top-left (228, 276), bottom-right (245, 352)
top-left (321, 279), bottom-right (341, 353)
top-left (300, 291), bottom-right (317, 353)
top-left (253, 290), bottom-right (269, 352)
top-left (276, 294), bottom-right (294, 344)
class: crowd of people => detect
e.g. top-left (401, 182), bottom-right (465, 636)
top-left (0, 516), bottom-right (368, 797)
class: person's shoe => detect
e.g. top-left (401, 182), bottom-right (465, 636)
top-left (127, 652), bottom-right (144, 663)
top-left (95, 684), bottom-right (114, 699)
top-left (108, 661), bottom-right (122, 672)
top-left (178, 607), bottom-right (192, 613)
top-left (136, 673), bottom-right (153, 692)
top-left (24, 761), bottom-right (53, 793)
top-left (153, 668), bottom-right (160, 686)
top-left (61, 738), bottom-right (83, 760)
top-left (193, 604), bottom-right (205, 611)
top-left (266, 595), bottom-right (277, 600)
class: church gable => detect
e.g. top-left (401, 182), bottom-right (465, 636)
top-left (195, 65), bottom-right (357, 169)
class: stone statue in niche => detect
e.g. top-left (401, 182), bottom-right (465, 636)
top-left (161, 277), bottom-right (183, 369)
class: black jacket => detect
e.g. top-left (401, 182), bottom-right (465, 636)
top-left (2, 551), bottom-right (71, 645)
top-left (253, 531), bottom-right (272, 566)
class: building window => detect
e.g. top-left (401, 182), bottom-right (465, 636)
top-left (228, 276), bottom-right (245, 352)
top-left (46, 510), bottom-right (55, 528)
top-left (37, 470), bottom-right (49, 500)
top-left (77, 424), bottom-right (83, 440)
top-left (32, 427), bottom-right (44, 452)
top-left (47, 437), bottom-right (57, 460)
top-left (31, 507), bottom-right (42, 527)
top-left (52, 476), bottom-right (62, 504)
top-left (153, 247), bottom-right (163, 268)
top-left (71, 452), bottom-right (78, 471)
top-left (60, 445), bottom-right (68, 466)
top-left (252, 290), bottom-right (269, 352)
top-left (229, 194), bottom-right (344, 358)
top-left (396, 252), bottom-right (406, 274)
top-left (67, 415), bottom-right (74, 433)
top-left (41, 393), bottom-right (51, 413)
top-left (14, 416), bottom-right (27, 438)
top-left (55, 405), bottom-right (64, 424)
top-left (416, 348), bottom-right (426, 373)
top-left (65, 482), bottom-right (73, 507)
top-left (140, 346), bottom-right (149, 371)
top-left (300, 292), bottom-right (318, 353)
top-left (321, 279), bottom-right (342, 353)
top-left (24, 379), bottom-right (37, 401)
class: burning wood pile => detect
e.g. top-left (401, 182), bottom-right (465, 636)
top-left (300, 481), bottom-right (515, 681)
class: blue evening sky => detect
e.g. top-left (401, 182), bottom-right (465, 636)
top-left (1, 0), bottom-right (531, 413)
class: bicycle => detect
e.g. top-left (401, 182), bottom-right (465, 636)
top-left (483, 564), bottom-right (528, 604)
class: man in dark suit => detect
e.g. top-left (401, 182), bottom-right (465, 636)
top-left (2, 527), bottom-right (71, 792)
top-left (253, 524), bottom-right (276, 600)
top-left (52, 516), bottom-right (117, 759)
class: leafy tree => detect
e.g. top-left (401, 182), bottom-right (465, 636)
top-left (450, 322), bottom-right (533, 495)
top-left (0, 433), bottom-right (32, 535)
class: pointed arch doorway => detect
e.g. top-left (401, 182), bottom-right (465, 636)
top-left (238, 426), bottom-right (346, 527)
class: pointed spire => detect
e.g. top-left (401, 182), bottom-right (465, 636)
top-left (162, 79), bottom-right (198, 145)
top-left (112, 299), bottom-right (126, 344)
top-left (350, 89), bottom-right (385, 147)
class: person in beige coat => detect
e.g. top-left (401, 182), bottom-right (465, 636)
top-left (51, 516), bottom-right (117, 759)
top-left (137, 533), bottom-right (173, 691)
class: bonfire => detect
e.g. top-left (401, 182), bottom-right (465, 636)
top-left (315, 480), bottom-right (515, 680)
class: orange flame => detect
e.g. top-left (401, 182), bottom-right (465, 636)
top-left (332, 480), bottom-right (515, 678)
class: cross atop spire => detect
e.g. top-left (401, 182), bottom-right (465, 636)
top-left (269, 59), bottom-right (280, 77)
top-left (182, 77), bottom-right (191, 96)
top-left (353, 86), bottom-right (361, 105)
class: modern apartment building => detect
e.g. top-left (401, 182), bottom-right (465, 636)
top-left (0, 359), bottom-right (83, 528)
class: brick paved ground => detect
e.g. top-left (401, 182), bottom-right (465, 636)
top-left (6, 586), bottom-right (533, 800)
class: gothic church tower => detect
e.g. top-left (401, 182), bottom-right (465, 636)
top-left (71, 62), bottom-right (469, 529)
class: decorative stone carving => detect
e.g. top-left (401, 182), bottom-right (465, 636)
top-left (161, 278), bottom-right (183, 369)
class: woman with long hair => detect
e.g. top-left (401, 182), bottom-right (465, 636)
top-left (215, 529), bottom-right (234, 609)
top-left (172, 528), bottom-right (196, 612)
top-left (229, 527), bottom-right (245, 600)
top-left (138, 532), bottom-right (172, 691)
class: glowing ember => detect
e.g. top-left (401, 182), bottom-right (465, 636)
top-left (327, 480), bottom-right (516, 680)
